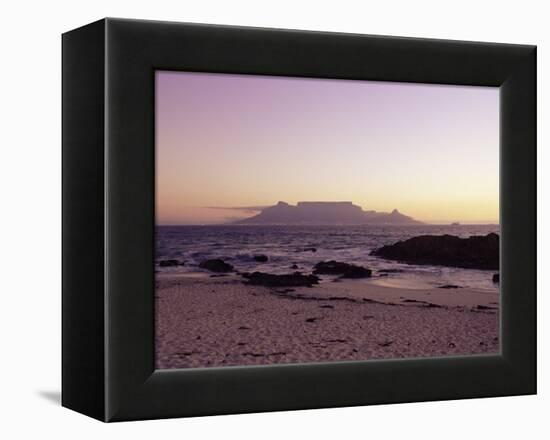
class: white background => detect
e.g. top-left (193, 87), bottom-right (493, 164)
top-left (1, 0), bottom-right (547, 437)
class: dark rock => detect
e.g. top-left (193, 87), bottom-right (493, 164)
top-left (303, 247), bottom-right (317, 252)
top-left (290, 264), bottom-right (299, 269)
top-left (159, 259), bottom-right (183, 267)
top-left (475, 304), bottom-right (496, 310)
top-left (198, 258), bottom-right (234, 273)
top-left (402, 299), bottom-right (427, 304)
top-left (423, 302), bottom-right (443, 308)
top-left (340, 266), bottom-right (373, 279)
top-left (492, 273), bottom-right (499, 283)
top-left (313, 260), bottom-right (372, 278)
top-left (371, 233), bottom-right (499, 270)
top-left (305, 317), bottom-right (319, 323)
top-left (242, 271), bottom-right (319, 287)
top-left (253, 254), bottom-right (269, 262)
top-left (438, 284), bottom-right (461, 289)
top-left (378, 269), bottom-right (404, 273)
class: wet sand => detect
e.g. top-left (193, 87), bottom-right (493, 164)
top-left (155, 273), bottom-right (499, 369)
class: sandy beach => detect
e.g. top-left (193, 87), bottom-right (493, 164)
top-left (155, 272), bottom-right (499, 369)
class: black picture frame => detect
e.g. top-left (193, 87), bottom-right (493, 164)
top-left (62, 18), bottom-right (536, 422)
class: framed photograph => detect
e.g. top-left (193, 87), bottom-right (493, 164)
top-left (62, 18), bottom-right (536, 422)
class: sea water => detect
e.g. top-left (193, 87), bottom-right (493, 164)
top-left (156, 224), bottom-right (499, 292)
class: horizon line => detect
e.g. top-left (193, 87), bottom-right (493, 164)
top-left (156, 221), bottom-right (500, 227)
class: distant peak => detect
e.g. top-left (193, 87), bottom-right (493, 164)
top-left (231, 201), bottom-right (422, 225)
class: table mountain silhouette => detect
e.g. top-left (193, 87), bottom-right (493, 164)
top-left (232, 201), bottom-right (422, 225)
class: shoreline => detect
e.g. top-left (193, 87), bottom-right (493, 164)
top-left (155, 273), bottom-right (500, 369)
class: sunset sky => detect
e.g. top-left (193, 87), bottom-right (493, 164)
top-left (156, 71), bottom-right (499, 225)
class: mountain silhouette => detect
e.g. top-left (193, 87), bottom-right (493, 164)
top-left (232, 201), bottom-right (422, 225)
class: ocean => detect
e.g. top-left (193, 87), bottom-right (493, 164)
top-left (156, 224), bottom-right (499, 292)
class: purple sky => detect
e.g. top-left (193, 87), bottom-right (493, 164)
top-left (156, 71), bottom-right (499, 225)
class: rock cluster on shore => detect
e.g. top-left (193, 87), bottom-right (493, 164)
top-left (199, 259), bottom-right (234, 273)
top-left (243, 272), bottom-right (320, 287)
top-left (196, 256), bottom-right (374, 286)
top-left (313, 261), bottom-right (372, 278)
top-left (371, 233), bottom-right (499, 270)
top-left (191, 232), bottom-right (498, 287)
